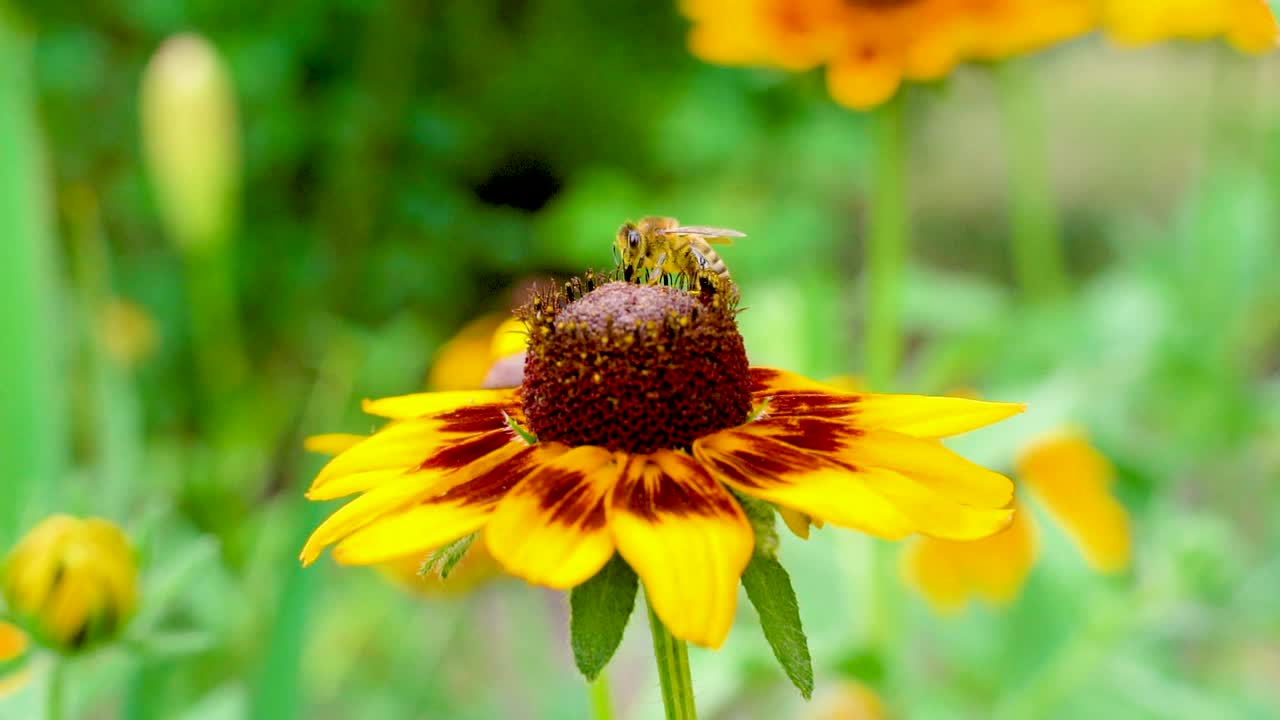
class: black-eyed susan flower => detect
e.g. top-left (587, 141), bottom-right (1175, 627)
top-left (301, 273), bottom-right (1023, 648)
top-left (1102, 0), bottom-right (1278, 53)
top-left (0, 621), bottom-right (32, 698)
top-left (2, 516), bottom-right (138, 653)
top-left (903, 429), bottom-right (1129, 611)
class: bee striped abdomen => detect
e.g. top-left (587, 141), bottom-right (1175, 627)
top-left (688, 239), bottom-right (730, 279)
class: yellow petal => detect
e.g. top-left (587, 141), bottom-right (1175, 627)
top-left (331, 443), bottom-right (545, 565)
top-left (750, 366), bottom-right (861, 399)
top-left (301, 470), bottom-right (447, 566)
top-left (852, 393), bottom-right (1025, 439)
top-left (486, 445), bottom-right (620, 589)
top-left (0, 623), bottom-right (26, 663)
top-left (696, 429), bottom-right (916, 539)
top-left (777, 506), bottom-right (814, 540)
top-left (749, 366), bottom-right (1024, 439)
top-left (361, 388), bottom-right (519, 420)
top-left (825, 47), bottom-right (903, 111)
top-left (490, 317), bottom-right (529, 359)
top-left (902, 500), bottom-right (1038, 612)
top-left (831, 428), bottom-right (1014, 508)
top-left (696, 428), bottom-right (1012, 540)
top-left (608, 450), bottom-right (753, 649)
top-left (304, 433), bottom-right (367, 456)
top-left (1018, 432), bottom-right (1131, 573)
top-left (311, 424), bottom-right (515, 498)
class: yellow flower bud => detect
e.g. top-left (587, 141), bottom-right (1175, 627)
top-left (140, 33), bottom-right (240, 252)
top-left (2, 516), bottom-right (138, 653)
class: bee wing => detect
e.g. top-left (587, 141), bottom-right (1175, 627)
top-left (660, 225), bottom-right (746, 245)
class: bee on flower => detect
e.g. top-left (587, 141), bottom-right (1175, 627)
top-left (300, 252), bottom-right (1024, 650)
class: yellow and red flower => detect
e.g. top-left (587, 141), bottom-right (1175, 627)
top-left (903, 429), bottom-right (1130, 612)
top-left (1102, 0), bottom-right (1278, 53)
top-left (301, 276), bottom-right (1022, 648)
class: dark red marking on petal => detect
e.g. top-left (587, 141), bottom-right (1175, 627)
top-left (420, 429), bottom-right (513, 471)
top-left (434, 446), bottom-right (541, 508)
top-left (614, 457), bottom-right (740, 521)
top-left (435, 404), bottom-right (515, 434)
top-left (528, 467), bottom-right (610, 531)
top-left (761, 391), bottom-right (860, 418)
top-left (750, 416), bottom-right (862, 453)
top-left (697, 432), bottom-right (837, 490)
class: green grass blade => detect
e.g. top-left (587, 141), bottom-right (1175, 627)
top-left (0, 10), bottom-right (67, 546)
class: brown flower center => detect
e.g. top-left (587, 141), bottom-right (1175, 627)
top-left (520, 280), bottom-right (752, 454)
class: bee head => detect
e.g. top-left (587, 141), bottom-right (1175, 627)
top-left (615, 222), bottom-right (645, 279)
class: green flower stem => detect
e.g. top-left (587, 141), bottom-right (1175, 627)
top-left (182, 243), bottom-right (248, 405)
top-left (646, 599), bottom-right (696, 720)
top-left (866, 93), bottom-right (907, 392)
top-left (589, 671), bottom-right (615, 720)
top-left (48, 657), bottom-right (65, 720)
top-left (996, 59), bottom-right (1068, 302)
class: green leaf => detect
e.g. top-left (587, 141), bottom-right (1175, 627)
top-left (569, 554), bottom-right (638, 681)
top-left (420, 534), bottom-right (476, 580)
top-left (729, 488), bottom-right (780, 560)
top-left (742, 555), bottom-right (813, 700)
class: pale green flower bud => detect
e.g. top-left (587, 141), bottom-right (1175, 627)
top-left (140, 33), bottom-right (240, 252)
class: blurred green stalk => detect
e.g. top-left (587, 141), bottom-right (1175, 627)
top-left (183, 243), bottom-right (248, 400)
top-left (865, 94), bottom-right (906, 392)
top-left (250, 332), bottom-right (363, 720)
top-left (862, 96), bottom-right (907, 686)
top-left (589, 672), bottom-right (614, 720)
top-left (647, 600), bottom-right (696, 720)
top-left (996, 59), bottom-right (1068, 302)
top-left (0, 9), bottom-right (67, 547)
top-left (47, 657), bottom-right (66, 720)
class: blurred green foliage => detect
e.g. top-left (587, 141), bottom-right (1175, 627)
top-left (2, 1), bottom-right (1280, 718)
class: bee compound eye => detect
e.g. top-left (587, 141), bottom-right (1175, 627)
top-left (628, 229), bottom-right (641, 247)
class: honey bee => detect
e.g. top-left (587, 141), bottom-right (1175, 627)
top-left (614, 216), bottom-right (746, 284)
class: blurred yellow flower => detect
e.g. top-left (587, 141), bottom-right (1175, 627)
top-left (681, 0), bottom-right (1095, 110)
top-left (2, 516), bottom-right (138, 652)
top-left (957, 0), bottom-right (1096, 60)
top-left (1102, 0), bottom-right (1278, 53)
top-left (902, 499), bottom-right (1037, 612)
top-left (0, 622), bottom-right (32, 698)
top-left (140, 33), bottom-right (241, 252)
top-left (98, 297), bottom-right (160, 368)
top-left (1017, 430), bottom-right (1131, 573)
top-left (903, 429), bottom-right (1130, 611)
top-left (427, 313), bottom-right (527, 392)
top-left (810, 678), bottom-right (886, 720)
